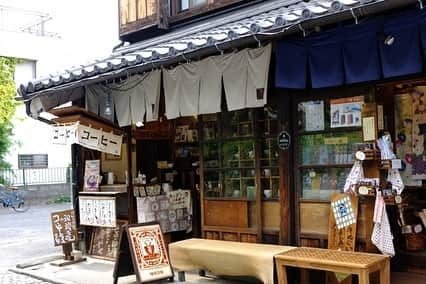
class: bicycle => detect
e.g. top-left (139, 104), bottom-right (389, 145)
top-left (0, 184), bottom-right (30, 212)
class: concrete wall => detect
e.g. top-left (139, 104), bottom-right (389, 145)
top-left (18, 183), bottom-right (72, 205)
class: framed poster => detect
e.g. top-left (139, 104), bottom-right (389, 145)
top-left (330, 96), bottom-right (363, 128)
top-left (84, 160), bottom-right (100, 192)
top-left (79, 196), bottom-right (116, 227)
top-left (51, 209), bottom-right (77, 246)
top-left (90, 219), bottom-right (128, 260)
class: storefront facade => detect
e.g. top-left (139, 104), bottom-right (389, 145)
top-left (17, 0), bottom-right (426, 272)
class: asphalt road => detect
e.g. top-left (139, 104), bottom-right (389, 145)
top-left (0, 203), bottom-right (71, 273)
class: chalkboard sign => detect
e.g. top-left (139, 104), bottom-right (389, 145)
top-left (277, 131), bottom-right (291, 150)
top-left (51, 209), bottom-right (77, 246)
top-left (90, 219), bottom-right (128, 260)
top-left (113, 223), bottom-right (173, 284)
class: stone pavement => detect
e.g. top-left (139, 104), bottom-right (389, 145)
top-left (0, 271), bottom-right (52, 284)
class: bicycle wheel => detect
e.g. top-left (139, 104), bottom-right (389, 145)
top-left (11, 191), bottom-right (30, 213)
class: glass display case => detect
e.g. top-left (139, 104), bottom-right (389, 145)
top-left (201, 109), bottom-right (256, 200)
top-left (297, 97), bottom-right (363, 200)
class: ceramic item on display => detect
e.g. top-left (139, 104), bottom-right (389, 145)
top-left (264, 169), bottom-right (271, 177)
top-left (233, 190), bottom-right (240, 198)
top-left (264, 190), bottom-right (272, 198)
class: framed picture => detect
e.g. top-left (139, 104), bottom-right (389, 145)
top-left (104, 152), bottom-right (121, 161)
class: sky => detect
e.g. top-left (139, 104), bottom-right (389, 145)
top-left (0, 0), bottom-right (120, 77)
top-left (0, 0), bottom-right (120, 168)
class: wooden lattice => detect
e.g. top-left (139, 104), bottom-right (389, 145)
top-left (278, 247), bottom-right (386, 267)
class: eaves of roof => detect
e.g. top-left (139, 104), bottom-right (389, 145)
top-left (16, 0), bottom-right (418, 100)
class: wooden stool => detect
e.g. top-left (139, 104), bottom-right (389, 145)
top-left (275, 247), bottom-right (390, 284)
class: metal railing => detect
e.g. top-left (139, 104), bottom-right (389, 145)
top-left (0, 167), bottom-right (70, 186)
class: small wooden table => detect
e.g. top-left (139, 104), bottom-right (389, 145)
top-left (275, 247), bottom-right (390, 284)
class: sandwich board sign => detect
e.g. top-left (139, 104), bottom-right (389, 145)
top-left (113, 222), bottom-right (173, 284)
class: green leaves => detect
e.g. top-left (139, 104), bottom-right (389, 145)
top-left (0, 56), bottom-right (18, 168)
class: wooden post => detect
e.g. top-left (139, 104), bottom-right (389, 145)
top-left (62, 243), bottom-right (74, 261)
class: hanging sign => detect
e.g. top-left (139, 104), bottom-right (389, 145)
top-left (51, 209), bottom-right (77, 246)
top-left (51, 123), bottom-right (122, 155)
top-left (277, 131), bottom-right (291, 150)
top-left (113, 223), bottom-right (173, 284)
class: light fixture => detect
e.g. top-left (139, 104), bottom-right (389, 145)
top-left (377, 32), bottom-right (395, 46)
top-left (135, 121), bottom-right (144, 127)
top-left (384, 35), bottom-right (395, 46)
top-left (104, 93), bottom-right (112, 116)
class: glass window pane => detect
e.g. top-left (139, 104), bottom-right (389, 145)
top-left (203, 143), bottom-right (219, 168)
top-left (299, 132), bottom-right (361, 166)
top-left (204, 171), bottom-right (220, 197)
top-left (180, 0), bottom-right (189, 10)
top-left (301, 168), bottom-right (350, 200)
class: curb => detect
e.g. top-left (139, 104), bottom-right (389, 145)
top-left (8, 268), bottom-right (74, 284)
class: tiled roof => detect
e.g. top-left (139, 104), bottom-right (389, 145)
top-left (18, 0), bottom-right (390, 98)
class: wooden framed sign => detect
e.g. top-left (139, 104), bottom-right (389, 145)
top-left (51, 209), bottom-right (77, 246)
top-left (90, 219), bottom-right (128, 260)
top-left (113, 222), bottom-right (173, 284)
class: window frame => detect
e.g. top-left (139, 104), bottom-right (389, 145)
top-left (170, 0), bottom-right (248, 23)
top-left (18, 154), bottom-right (49, 169)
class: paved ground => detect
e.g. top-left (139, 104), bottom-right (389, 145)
top-left (0, 203), bottom-right (71, 283)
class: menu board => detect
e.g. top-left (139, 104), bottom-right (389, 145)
top-left (51, 209), bottom-right (77, 246)
top-left (127, 224), bottom-right (173, 283)
top-left (79, 196), bottom-right (116, 227)
top-left (136, 190), bottom-right (191, 233)
top-left (90, 219), bottom-right (128, 260)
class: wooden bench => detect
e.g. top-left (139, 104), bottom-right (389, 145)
top-left (168, 238), bottom-right (295, 284)
top-left (275, 247), bottom-right (390, 284)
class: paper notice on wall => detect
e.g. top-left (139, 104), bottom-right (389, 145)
top-left (411, 87), bottom-right (426, 180)
top-left (330, 96), bottom-right (363, 128)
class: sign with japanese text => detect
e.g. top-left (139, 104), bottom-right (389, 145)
top-left (90, 219), bottom-right (128, 260)
top-left (51, 209), bottom-right (77, 246)
top-left (127, 223), bottom-right (173, 283)
top-left (51, 122), bottom-right (122, 156)
top-left (79, 196), bottom-right (116, 227)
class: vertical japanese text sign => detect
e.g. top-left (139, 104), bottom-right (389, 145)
top-left (51, 209), bottom-right (78, 246)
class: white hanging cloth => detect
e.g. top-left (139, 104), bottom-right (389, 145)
top-left (144, 69), bottom-right (161, 122)
top-left (198, 55), bottom-right (223, 114)
top-left (246, 44), bottom-right (272, 108)
top-left (222, 50), bottom-right (248, 111)
top-left (343, 160), bottom-right (364, 193)
top-left (371, 192), bottom-right (395, 256)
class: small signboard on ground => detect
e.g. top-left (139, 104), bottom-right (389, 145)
top-left (51, 209), bottom-right (77, 246)
top-left (113, 222), bottom-right (173, 284)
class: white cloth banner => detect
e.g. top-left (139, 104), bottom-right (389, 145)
top-left (51, 123), bottom-right (122, 155)
top-left (78, 124), bottom-right (101, 150)
top-left (144, 69), bottom-right (162, 122)
top-left (162, 44), bottom-right (272, 118)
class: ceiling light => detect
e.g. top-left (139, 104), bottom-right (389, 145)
top-left (104, 94), bottom-right (112, 116)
